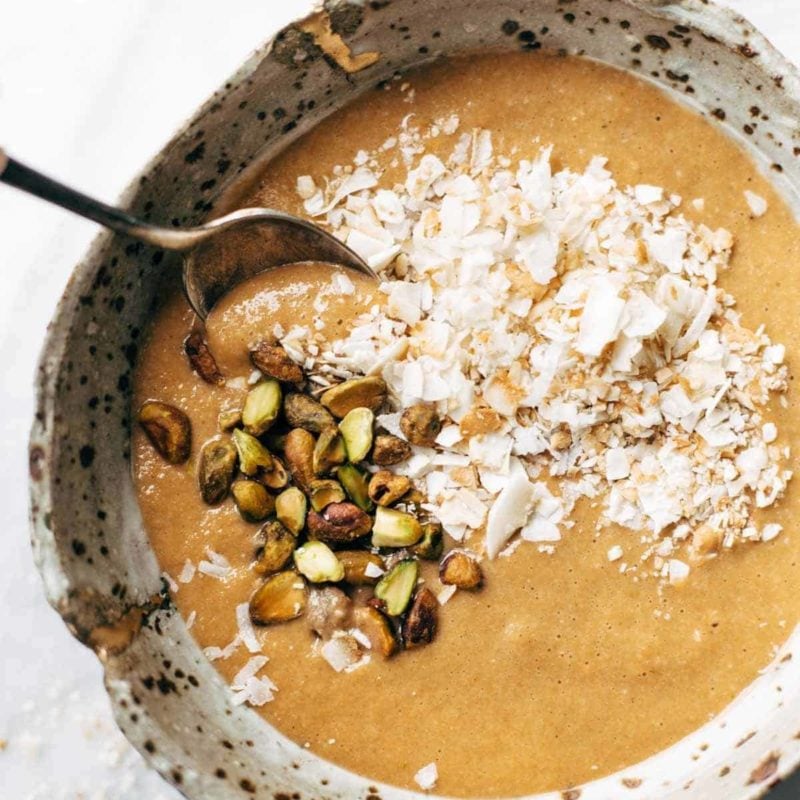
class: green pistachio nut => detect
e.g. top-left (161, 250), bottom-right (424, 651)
top-left (293, 541), bottom-right (345, 583)
top-left (242, 379), bottom-right (282, 436)
top-left (371, 506), bottom-right (423, 548)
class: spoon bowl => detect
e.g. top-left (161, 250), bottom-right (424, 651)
top-left (179, 208), bottom-right (372, 319)
top-left (0, 147), bottom-right (376, 319)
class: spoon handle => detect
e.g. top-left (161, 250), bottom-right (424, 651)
top-left (0, 147), bottom-right (193, 250)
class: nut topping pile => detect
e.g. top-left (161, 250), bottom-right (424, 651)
top-left (138, 336), bottom-right (484, 674)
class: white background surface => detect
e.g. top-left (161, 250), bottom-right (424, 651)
top-left (1, 2), bottom-right (799, 798)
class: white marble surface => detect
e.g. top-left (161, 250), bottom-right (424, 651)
top-left (1, 2), bottom-right (799, 798)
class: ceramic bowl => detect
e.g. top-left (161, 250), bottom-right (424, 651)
top-left (29, 1), bottom-right (800, 798)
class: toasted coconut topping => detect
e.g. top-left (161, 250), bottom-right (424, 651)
top-left (288, 118), bottom-right (790, 583)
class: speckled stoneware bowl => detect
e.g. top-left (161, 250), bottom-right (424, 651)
top-left (28, 1), bottom-right (800, 798)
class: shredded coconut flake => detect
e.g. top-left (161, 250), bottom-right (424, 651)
top-left (744, 190), bottom-right (768, 217)
top-left (236, 603), bottom-right (262, 653)
top-left (414, 762), bottom-right (439, 790)
top-left (178, 559), bottom-right (196, 583)
top-left (607, 545), bottom-right (624, 562)
top-left (320, 634), bottom-right (370, 673)
top-left (291, 120), bottom-right (791, 583)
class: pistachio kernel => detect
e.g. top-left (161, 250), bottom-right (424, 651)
top-left (371, 506), bottom-right (423, 548)
top-left (250, 341), bottom-right (304, 384)
top-left (284, 393), bottom-right (336, 434)
top-left (293, 541), bottom-right (345, 583)
top-left (309, 479), bottom-right (347, 512)
top-left (336, 463), bottom-right (374, 512)
top-left (338, 407), bottom-right (374, 463)
top-left (374, 559), bottom-right (419, 616)
top-left (354, 606), bottom-right (398, 657)
top-left (259, 455), bottom-right (289, 490)
top-left (368, 470), bottom-right (412, 507)
top-left (242, 379), bottom-right (282, 436)
top-left (250, 570), bottom-right (307, 625)
top-left (218, 407), bottom-right (243, 432)
top-left (137, 400), bottom-right (192, 464)
top-left (254, 520), bottom-right (296, 575)
top-left (412, 521), bottom-right (444, 561)
top-left (283, 428), bottom-right (316, 493)
top-left (372, 433), bottom-right (412, 466)
top-left (402, 587), bottom-right (438, 648)
top-left (307, 502), bottom-right (373, 545)
top-left (183, 331), bottom-right (224, 386)
top-left (400, 403), bottom-right (442, 446)
top-left (275, 486), bottom-right (307, 536)
top-left (439, 550), bottom-right (483, 590)
top-left (312, 427), bottom-right (347, 475)
top-left (197, 437), bottom-right (238, 504)
top-left (232, 428), bottom-right (273, 476)
top-left (320, 376), bottom-right (388, 418)
top-left (231, 480), bottom-right (275, 522)
top-left (338, 550), bottom-right (385, 586)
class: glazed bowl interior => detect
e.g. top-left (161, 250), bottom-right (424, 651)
top-left (29, 1), bottom-right (800, 798)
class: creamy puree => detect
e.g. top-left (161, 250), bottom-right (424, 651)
top-left (133, 54), bottom-right (800, 797)
top-left (205, 265), bottom-right (378, 375)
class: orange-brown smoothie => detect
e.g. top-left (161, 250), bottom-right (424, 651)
top-left (133, 54), bottom-right (800, 796)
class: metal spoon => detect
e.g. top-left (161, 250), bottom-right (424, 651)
top-left (0, 148), bottom-right (376, 319)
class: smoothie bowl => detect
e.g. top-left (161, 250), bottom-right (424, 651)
top-left (28, 1), bottom-right (800, 798)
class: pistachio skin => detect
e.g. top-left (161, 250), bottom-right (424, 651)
top-left (198, 437), bottom-right (239, 504)
top-left (413, 521), bottom-right (444, 561)
top-left (402, 587), bottom-right (438, 648)
top-left (283, 428), bottom-right (316, 493)
top-left (372, 434), bottom-right (412, 466)
top-left (184, 331), bottom-right (224, 386)
top-left (354, 606), bottom-right (398, 657)
top-left (254, 521), bottom-right (297, 576)
top-left (231, 480), bottom-right (274, 522)
top-left (400, 403), bottom-right (442, 446)
top-left (321, 376), bottom-right (387, 418)
top-left (368, 470), bottom-right (412, 507)
top-left (259, 456), bottom-right (289, 490)
top-left (218, 407), bottom-right (243, 432)
top-left (138, 400), bottom-right (192, 464)
top-left (307, 502), bottom-right (373, 545)
top-left (338, 550), bottom-right (384, 586)
top-left (309, 479), bottom-right (347, 512)
top-left (250, 571), bottom-right (307, 625)
top-left (284, 393), bottom-right (336, 434)
top-left (250, 342), bottom-right (304, 384)
top-left (439, 550), bottom-right (483, 590)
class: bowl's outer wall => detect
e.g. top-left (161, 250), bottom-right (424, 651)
top-left (28, 1), bottom-right (800, 798)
